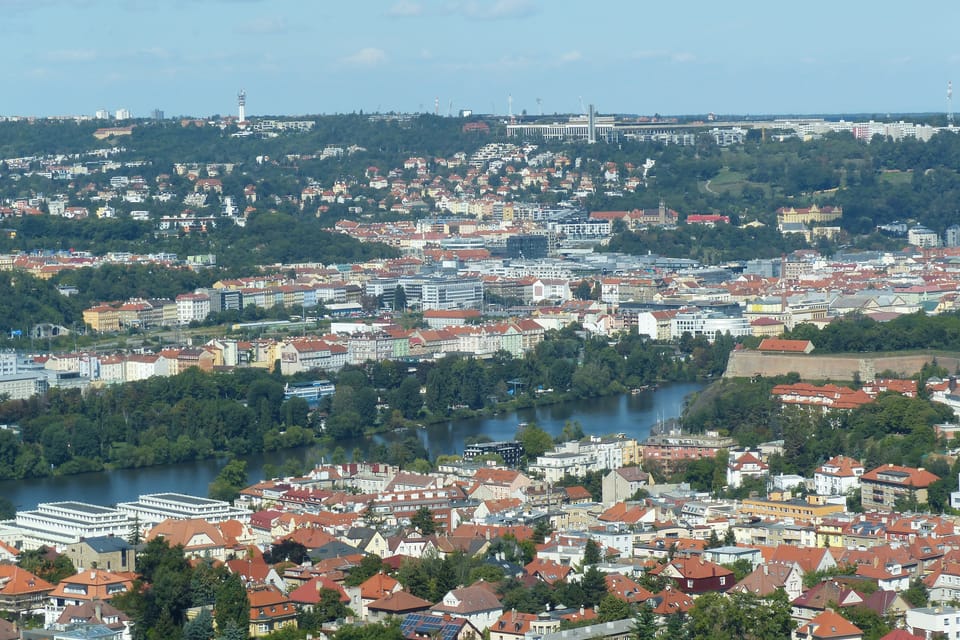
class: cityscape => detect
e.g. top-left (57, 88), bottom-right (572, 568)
top-left (5, 5), bottom-right (960, 640)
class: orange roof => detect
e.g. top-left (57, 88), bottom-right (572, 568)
top-left (49, 570), bottom-right (133, 602)
top-left (796, 610), bottom-right (862, 639)
top-left (861, 464), bottom-right (939, 488)
top-left (359, 572), bottom-right (400, 600)
top-left (758, 338), bottom-right (813, 353)
top-left (0, 565), bottom-right (53, 595)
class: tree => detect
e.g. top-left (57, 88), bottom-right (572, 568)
top-left (264, 539), bottom-right (308, 565)
top-left (903, 578), bottom-right (929, 608)
top-left (208, 459), bottom-right (248, 502)
top-left (214, 573), bottom-right (249, 634)
top-left (633, 602), bottom-right (658, 640)
top-left (0, 496), bottom-right (14, 520)
top-left (183, 608), bottom-right (214, 640)
top-left (333, 620), bottom-right (404, 640)
top-left (18, 546), bottom-right (76, 584)
top-left (345, 554), bottom-right (388, 587)
top-left (531, 519), bottom-right (553, 545)
top-left (410, 505), bottom-right (437, 535)
top-left (583, 539), bottom-right (601, 566)
top-left (516, 423), bottom-right (554, 460)
top-left (215, 619), bottom-right (247, 640)
top-left (597, 593), bottom-right (631, 622)
top-left (393, 284), bottom-right (407, 311)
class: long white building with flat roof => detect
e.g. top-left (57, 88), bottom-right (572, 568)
top-left (2, 501), bottom-right (133, 551)
top-left (115, 492), bottom-right (250, 530)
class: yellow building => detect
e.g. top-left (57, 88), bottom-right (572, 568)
top-left (83, 304), bottom-right (121, 333)
top-left (776, 204), bottom-right (843, 226)
top-left (815, 521), bottom-right (845, 548)
top-left (740, 496), bottom-right (844, 523)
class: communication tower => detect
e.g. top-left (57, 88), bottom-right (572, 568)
top-left (949, 81), bottom-right (954, 127)
top-left (237, 89), bottom-right (246, 122)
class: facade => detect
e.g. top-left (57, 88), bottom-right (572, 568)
top-left (0, 565), bottom-right (54, 615)
top-left (641, 431), bottom-right (735, 475)
top-left (8, 502), bottom-right (133, 551)
top-left (601, 467), bottom-right (652, 503)
top-left (463, 441), bottom-right (525, 468)
top-left (45, 570), bottom-right (133, 627)
top-left (860, 464), bottom-right (940, 511)
top-left (65, 536), bottom-right (136, 573)
top-left (115, 493), bottom-right (250, 530)
top-left (248, 586), bottom-right (298, 638)
top-left (726, 451), bottom-right (769, 489)
top-left (814, 456), bottom-right (865, 497)
top-left (905, 606), bottom-right (960, 640)
top-left (175, 293), bottom-right (211, 325)
top-left (669, 309), bottom-right (750, 341)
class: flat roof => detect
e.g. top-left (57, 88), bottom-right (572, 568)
top-left (46, 501), bottom-right (120, 515)
top-left (147, 492), bottom-right (221, 506)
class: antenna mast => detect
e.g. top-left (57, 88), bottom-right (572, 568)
top-left (949, 81), bottom-right (954, 127)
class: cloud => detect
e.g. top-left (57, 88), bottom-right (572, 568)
top-left (631, 50), bottom-right (696, 63)
top-left (387, 1), bottom-right (423, 16)
top-left (559, 50), bottom-right (582, 63)
top-left (43, 49), bottom-right (98, 62)
top-left (341, 47), bottom-right (387, 67)
top-left (458, 0), bottom-right (539, 20)
top-left (235, 16), bottom-right (290, 35)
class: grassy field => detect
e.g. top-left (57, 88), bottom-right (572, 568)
top-left (699, 167), bottom-right (771, 197)
top-left (878, 169), bottom-right (913, 185)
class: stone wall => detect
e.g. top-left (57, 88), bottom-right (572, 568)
top-left (724, 350), bottom-right (960, 381)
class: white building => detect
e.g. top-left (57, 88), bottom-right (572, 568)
top-left (529, 436), bottom-right (637, 483)
top-left (5, 502), bottom-right (133, 551)
top-left (670, 310), bottom-right (750, 341)
top-left (906, 605), bottom-right (960, 639)
top-left (116, 493), bottom-right (250, 532)
top-left (814, 455), bottom-right (864, 496)
top-left (908, 226), bottom-right (940, 248)
top-left (175, 292), bottom-right (211, 325)
top-left (726, 451), bottom-right (769, 489)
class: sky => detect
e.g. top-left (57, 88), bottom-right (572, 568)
top-left (4, 0), bottom-right (960, 119)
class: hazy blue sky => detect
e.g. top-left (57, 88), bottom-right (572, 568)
top-left (4, 0), bottom-right (960, 118)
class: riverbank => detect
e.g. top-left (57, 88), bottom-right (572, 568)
top-left (0, 382), bottom-right (705, 511)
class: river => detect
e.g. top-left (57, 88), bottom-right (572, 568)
top-left (0, 382), bottom-right (704, 511)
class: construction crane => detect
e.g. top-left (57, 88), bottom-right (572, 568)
top-left (579, 96), bottom-right (586, 115)
top-left (536, 97), bottom-right (542, 116)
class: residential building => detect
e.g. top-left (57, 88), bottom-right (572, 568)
top-left (726, 451), bottom-right (769, 489)
top-left (248, 586), bottom-right (298, 637)
top-left (601, 467), bottom-right (651, 503)
top-left (65, 536), bottom-right (136, 573)
top-left (815, 456), bottom-right (865, 497)
top-left (795, 610), bottom-right (863, 640)
top-left (650, 556), bottom-right (734, 594)
top-left (905, 606), bottom-right (960, 640)
top-left (0, 565), bottom-right (54, 616)
top-left (429, 584), bottom-right (504, 631)
top-left (861, 464), bottom-right (940, 511)
top-left (399, 613), bottom-right (481, 640)
top-left (463, 441), bottom-right (525, 468)
top-left (45, 570), bottom-right (133, 626)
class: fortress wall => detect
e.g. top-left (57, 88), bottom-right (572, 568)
top-left (724, 351), bottom-right (960, 381)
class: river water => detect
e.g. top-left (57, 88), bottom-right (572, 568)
top-left (0, 382), bottom-right (704, 511)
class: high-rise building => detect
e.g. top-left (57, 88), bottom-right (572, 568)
top-left (237, 89), bottom-right (246, 122)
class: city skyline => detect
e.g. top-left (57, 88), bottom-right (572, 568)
top-left (3, 0), bottom-right (960, 119)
